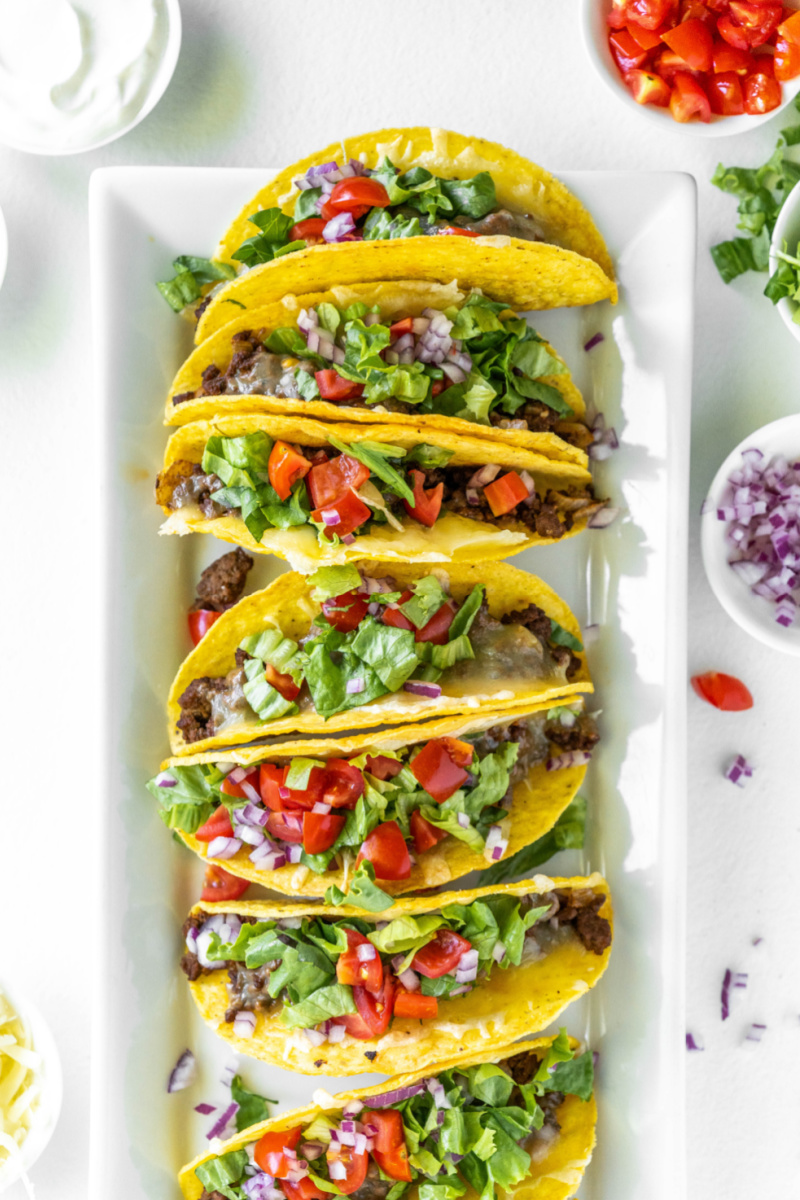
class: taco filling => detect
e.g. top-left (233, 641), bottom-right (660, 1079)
top-left (175, 567), bottom-right (585, 746)
top-left (158, 428), bottom-right (603, 550)
top-left (150, 708), bottom-right (598, 888)
top-left (181, 888), bottom-right (611, 1044)
top-left (190, 1033), bottom-right (594, 1200)
top-left (160, 160), bottom-right (565, 317)
top-left (171, 295), bottom-right (592, 449)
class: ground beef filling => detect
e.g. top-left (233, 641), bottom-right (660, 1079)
top-left (471, 710), bottom-right (598, 792)
top-left (522, 889), bottom-right (612, 957)
top-left (192, 547), bottom-right (254, 612)
top-left (160, 450), bottom-right (602, 541)
top-left (176, 665), bottom-right (249, 744)
top-left (497, 1049), bottom-right (565, 1130)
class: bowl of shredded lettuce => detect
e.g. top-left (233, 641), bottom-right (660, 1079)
top-left (768, 179), bottom-right (800, 342)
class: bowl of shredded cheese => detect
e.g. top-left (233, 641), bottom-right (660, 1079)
top-left (0, 986), bottom-right (62, 1194)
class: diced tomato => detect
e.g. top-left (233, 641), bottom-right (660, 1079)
top-left (393, 989), bottom-right (439, 1021)
top-left (265, 662), bottom-right (301, 702)
top-left (280, 766), bottom-right (327, 811)
top-left (356, 821), bottom-right (411, 879)
top-left (656, 46), bottom-right (697, 77)
top-left (353, 974), bottom-right (395, 1037)
top-left (441, 737), bottom-right (475, 768)
top-left (610, 27), bottom-right (650, 70)
top-left (690, 671), bottom-right (753, 710)
top-left (712, 40), bottom-right (756, 71)
top-left (410, 738), bottom-right (471, 803)
top-left (411, 929), bottom-right (472, 979)
top-left (366, 1110), bottom-right (413, 1182)
top-left (302, 810), bottom-right (346, 855)
top-left (627, 68), bottom-right (673, 104)
top-left (661, 17), bottom-right (714, 69)
top-left (322, 759), bottom-right (365, 809)
top-left (729, 0), bottom-right (782, 36)
top-left (320, 178), bottom-right (391, 223)
top-left (483, 470), bottom-right (530, 517)
top-left (439, 226), bottom-right (481, 237)
top-left (430, 378), bottom-right (447, 397)
top-left (307, 454), bottom-right (370, 509)
top-left (313, 489), bottom-right (372, 540)
top-left (195, 805), bottom-right (234, 842)
top-left (322, 589), bottom-right (369, 633)
top-left (254, 1126), bottom-right (303, 1179)
top-left (717, 13), bottom-right (754, 47)
top-left (774, 32), bottom-right (800, 77)
top-left (626, 0), bottom-right (679, 28)
top-left (680, 1), bottom-right (716, 27)
top-left (200, 863), bottom-right (250, 902)
top-left (669, 70), bottom-right (712, 118)
top-left (364, 754), bottom-right (403, 780)
top-left (282, 1178), bottom-right (328, 1200)
top-left (607, 0), bottom-right (632, 28)
top-left (708, 70), bottom-right (746, 110)
top-left (414, 601), bottom-right (455, 645)
top-left (265, 810), bottom-right (304, 843)
top-left (333, 1011), bottom-right (374, 1039)
top-left (259, 763), bottom-right (285, 811)
top-left (778, 8), bottom-right (800, 43)
top-left (410, 809), bottom-right (447, 855)
top-left (289, 218), bottom-right (327, 245)
top-left (402, 469), bottom-right (444, 528)
top-left (627, 19), bottom-right (666, 49)
top-left (268, 440), bottom-right (311, 501)
top-left (314, 369), bottom-right (365, 403)
top-left (381, 590), bottom-right (415, 632)
top-left (220, 769), bottom-right (259, 800)
top-left (336, 929), bottom-right (384, 992)
top-left (325, 1141), bottom-right (369, 1195)
top-left (743, 68), bottom-right (782, 109)
top-left (187, 609), bottom-right (220, 646)
top-left (389, 317), bottom-right (415, 338)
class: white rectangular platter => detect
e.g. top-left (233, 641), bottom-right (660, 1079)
top-left (88, 166), bottom-right (694, 1200)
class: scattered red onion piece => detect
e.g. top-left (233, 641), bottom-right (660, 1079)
top-left (685, 1033), bottom-right (704, 1051)
top-left (403, 680), bottom-right (441, 698)
top-left (206, 1101), bottom-right (239, 1140)
top-left (752, 936), bottom-right (763, 947)
top-left (195, 1102), bottom-right (216, 1115)
top-left (588, 506), bottom-right (620, 529)
top-left (721, 968), bottom-right (732, 1021)
top-left (584, 332), bottom-right (605, 352)
top-left (745, 1023), bottom-right (767, 1043)
top-left (167, 1048), bottom-right (196, 1093)
top-left (724, 754), bottom-right (754, 787)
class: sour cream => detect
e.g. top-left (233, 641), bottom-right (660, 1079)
top-left (0, 0), bottom-right (179, 154)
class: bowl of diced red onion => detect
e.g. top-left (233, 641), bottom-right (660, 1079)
top-left (701, 415), bottom-right (800, 654)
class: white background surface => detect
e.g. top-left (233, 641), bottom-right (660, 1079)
top-left (1, 1), bottom-right (798, 1197)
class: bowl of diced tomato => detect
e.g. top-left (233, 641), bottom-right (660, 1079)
top-left (582, 0), bottom-right (800, 133)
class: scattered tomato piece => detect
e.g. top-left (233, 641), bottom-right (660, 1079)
top-left (200, 863), bottom-right (250, 902)
top-left (187, 609), bottom-right (220, 646)
top-left (690, 671), bottom-right (754, 710)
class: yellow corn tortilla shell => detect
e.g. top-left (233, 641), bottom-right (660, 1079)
top-left (157, 413), bottom-right (596, 573)
top-left (196, 127), bottom-right (616, 342)
top-left (178, 1032), bottom-right (596, 1200)
top-left (167, 703), bottom-right (587, 897)
top-left (167, 559), bottom-right (593, 757)
top-left (166, 279), bottom-right (587, 466)
top-left (186, 873), bottom-right (611, 1076)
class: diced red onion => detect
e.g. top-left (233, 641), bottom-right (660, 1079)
top-left (341, 533), bottom-right (356, 545)
top-left (233, 1011), bottom-right (257, 1039)
top-left (311, 801), bottom-right (332, 814)
top-left (397, 967), bottom-right (420, 991)
top-left (185, 926), bottom-right (198, 955)
top-left (465, 488), bottom-right (480, 506)
top-left (240, 802), bottom-right (270, 827)
top-left (235, 824), bottom-right (265, 847)
top-left (229, 766), bottom-right (247, 784)
top-left (721, 968), bottom-right (733, 1020)
top-left (303, 1027), bottom-right (327, 1047)
top-left (207, 836), bottom-right (243, 860)
top-left (252, 847), bottom-right (287, 870)
top-left (343, 1101), bottom-right (364, 1118)
top-left (286, 844), bottom-right (303, 864)
top-left (518, 470), bottom-right (535, 498)
top-left (206, 1102), bottom-right (239, 1141)
top-left (336, 1129), bottom-right (355, 1147)
top-left (327, 1023), bottom-right (346, 1044)
top-left (449, 984), bottom-right (472, 996)
top-left (329, 1161), bottom-right (347, 1180)
top-left (155, 771), bottom-right (176, 788)
top-left (242, 1175), bottom-right (281, 1200)
top-left (468, 464), bottom-right (501, 488)
top-left (588, 506), bottom-right (620, 529)
top-left (456, 813), bottom-right (470, 829)
top-left (167, 1048), bottom-right (196, 1093)
top-left (685, 1032), bottom-right (704, 1051)
top-left (483, 824), bottom-right (508, 863)
top-left (546, 750), bottom-right (592, 771)
top-left (194, 1102), bottom-right (216, 1114)
top-left (356, 942), bottom-right (377, 962)
top-left (584, 332), bottom-right (605, 352)
top-left (426, 1078), bottom-right (451, 1109)
top-left (306, 330), bottom-right (320, 354)
top-left (440, 362), bottom-right (466, 385)
top-left (301, 1143), bottom-right (325, 1161)
top-left (724, 754), bottom-right (754, 787)
top-left (492, 941), bottom-right (506, 964)
top-left (323, 212), bottom-right (356, 243)
top-left (359, 1083), bottom-right (426, 1107)
top-left (403, 681), bottom-right (441, 698)
top-left (346, 677), bottom-right (365, 694)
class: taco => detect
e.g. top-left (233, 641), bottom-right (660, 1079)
top-left (148, 701), bottom-right (597, 901)
top-left (179, 1031), bottom-right (597, 1200)
top-left (165, 281), bottom-right (590, 464)
top-left (158, 128), bottom-right (616, 341)
top-left (168, 560), bottom-right (593, 757)
top-left (181, 874), bottom-right (612, 1075)
top-left (156, 415), bottom-right (605, 573)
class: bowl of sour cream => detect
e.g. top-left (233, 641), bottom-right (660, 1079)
top-left (0, 0), bottom-right (181, 155)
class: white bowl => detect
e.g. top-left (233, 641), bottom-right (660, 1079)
top-left (701, 414), bottom-right (800, 655)
top-left (0, 0), bottom-right (181, 156)
top-left (768, 178), bottom-right (800, 341)
top-left (581, 0), bottom-right (800, 136)
top-left (0, 982), bottom-right (62, 1193)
